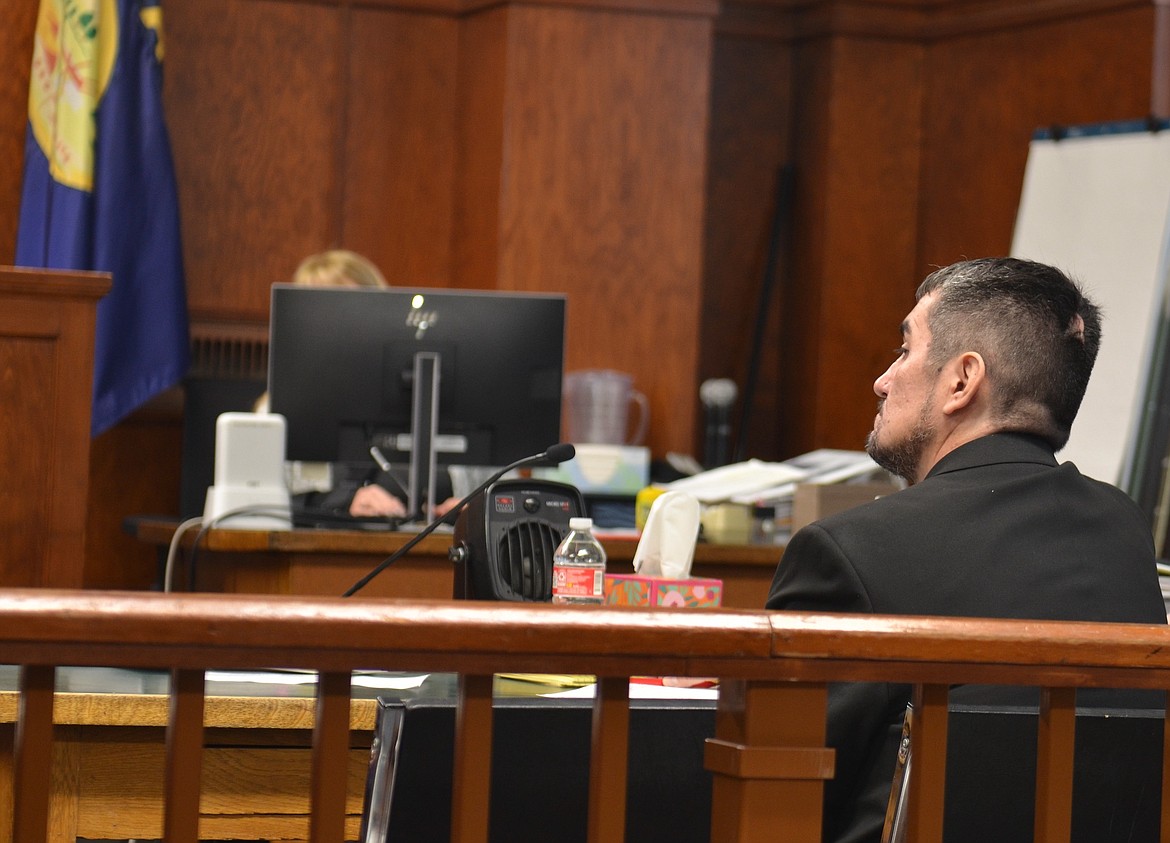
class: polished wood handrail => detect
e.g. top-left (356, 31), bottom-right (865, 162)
top-left (0, 588), bottom-right (1167, 842)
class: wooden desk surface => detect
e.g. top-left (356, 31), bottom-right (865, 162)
top-left (0, 690), bottom-right (378, 731)
top-left (0, 684), bottom-right (381, 842)
top-left (131, 518), bottom-right (783, 607)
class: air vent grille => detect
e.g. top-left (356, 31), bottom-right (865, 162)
top-left (189, 322), bottom-right (269, 380)
top-left (496, 521), bottom-right (563, 601)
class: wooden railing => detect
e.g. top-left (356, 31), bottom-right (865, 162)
top-left (2, 588), bottom-right (1169, 842)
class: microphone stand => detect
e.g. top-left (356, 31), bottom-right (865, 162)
top-left (342, 443), bottom-right (576, 596)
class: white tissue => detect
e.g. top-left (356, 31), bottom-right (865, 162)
top-left (633, 490), bottom-right (701, 579)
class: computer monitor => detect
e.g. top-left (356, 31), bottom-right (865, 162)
top-left (267, 284), bottom-right (566, 515)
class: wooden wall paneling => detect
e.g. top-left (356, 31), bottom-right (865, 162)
top-left (454, 7), bottom-right (510, 292)
top-left (815, 38), bottom-right (924, 451)
top-left (0, 1), bottom-right (38, 268)
top-left (343, 8), bottom-right (459, 286)
top-left (85, 410), bottom-right (183, 590)
top-left (463, 3), bottom-right (715, 457)
top-left (703, 12), bottom-right (795, 461)
top-left (779, 33), bottom-right (834, 460)
top-left (164, 0), bottom-right (347, 323)
top-left (0, 268), bottom-right (110, 589)
top-left (781, 32), bottom-right (926, 456)
top-left (917, 5), bottom-right (1157, 273)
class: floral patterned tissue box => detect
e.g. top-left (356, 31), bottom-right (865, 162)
top-left (603, 574), bottom-right (723, 608)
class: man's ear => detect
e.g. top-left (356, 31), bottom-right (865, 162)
top-left (941, 351), bottom-right (986, 415)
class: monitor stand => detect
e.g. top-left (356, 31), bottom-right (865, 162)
top-left (407, 352), bottom-right (440, 522)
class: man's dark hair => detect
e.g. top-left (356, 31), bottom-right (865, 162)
top-left (916, 257), bottom-right (1101, 450)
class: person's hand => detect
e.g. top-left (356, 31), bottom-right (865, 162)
top-left (434, 496), bottom-right (461, 518)
top-left (349, 484), bottom-right (407, 518)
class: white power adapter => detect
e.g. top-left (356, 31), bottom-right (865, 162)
top-left (202, 412), bottom-right (292, 529)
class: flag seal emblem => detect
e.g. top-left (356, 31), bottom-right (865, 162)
top-left (28, 0), bottom-right (118, 192)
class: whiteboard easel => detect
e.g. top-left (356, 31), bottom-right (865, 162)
top-left (1011, 123), bottom-right (1170, 488)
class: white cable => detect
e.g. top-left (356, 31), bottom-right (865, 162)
top-left (164, 517), bottom-right (206, 594)
top-left (164, 507), bottom-right (292, 593)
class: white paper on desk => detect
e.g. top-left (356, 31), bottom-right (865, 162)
top-left (203, 670), bottom-right (430, 691)
top-left (632, 490), bottom-right (700, 579)
top-left (543, 682), bottom-right (719, 701)
top-left (729, 450), bottom-right (885, 504)
top-left (664, 459), bottom-right (808, 503)
top-left (205, 670), bottom-right (319, 686)
top-left (352, 673), bottom-right (432, 690)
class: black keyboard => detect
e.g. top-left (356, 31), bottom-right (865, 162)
top-left (291, 509), bottom-right (404, 532)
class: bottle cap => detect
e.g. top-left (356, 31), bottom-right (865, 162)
top-left (568, 517), bottom-right (593, 530)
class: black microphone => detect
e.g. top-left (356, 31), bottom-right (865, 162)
top-left (341, 443), bottom-right (576, 597)
top-left (700, 378), bottom-right (737, 469)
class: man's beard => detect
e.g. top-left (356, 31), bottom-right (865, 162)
top-left (865, 400), bottom-right (935, 485)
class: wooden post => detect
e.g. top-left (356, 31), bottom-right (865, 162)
top-left (705, 679), bottom-right (834, 842)
top-left (12, 665), bottom-right (55, 841)
top-left (905, 683), bottom-right (949, 843)
top-left (588, 675), bottom-right (631, 842)
top-left (164, 668), bottom-right (206, 843)
top-left (1034, 686), bottom-right (1076, 842)
top-left (452, 673), bottom-right (494, 843)
top-left (311, 670), bottom-right (353, 843)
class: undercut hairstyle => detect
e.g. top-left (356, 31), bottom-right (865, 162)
top-left (915, 257), bottom-right (1101, 450)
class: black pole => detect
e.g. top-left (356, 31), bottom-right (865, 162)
top-left (735, 163), bottom-right (794, 463)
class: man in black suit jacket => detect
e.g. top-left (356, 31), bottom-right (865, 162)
top-left (765, 257), bottom-right (1168, 843)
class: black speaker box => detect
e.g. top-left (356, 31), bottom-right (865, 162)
top-left (451, 478), bottom-right (586, 601)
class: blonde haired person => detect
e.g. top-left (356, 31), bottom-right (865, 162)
top-left (292, 249), bottom-right (387, 289)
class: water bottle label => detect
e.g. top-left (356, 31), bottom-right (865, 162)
top-left (552, 565), bottom-right (604, 600)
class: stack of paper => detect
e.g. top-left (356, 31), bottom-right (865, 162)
top-left (663, 450), bottom-right (884, 506)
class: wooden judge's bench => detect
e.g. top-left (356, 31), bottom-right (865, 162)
top-left (131, 519), bottom-right (782, 608)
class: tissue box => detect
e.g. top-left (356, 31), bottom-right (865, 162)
top-left (603, 574), bottom-right (723, 608)
top-left (534, 444), bottom-right (650, 495)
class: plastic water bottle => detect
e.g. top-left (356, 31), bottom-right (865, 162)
top-left (551, 517), bottom-right (607, 604)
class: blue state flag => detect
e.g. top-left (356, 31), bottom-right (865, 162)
top-left (16, 0), bottom-right (190, 436)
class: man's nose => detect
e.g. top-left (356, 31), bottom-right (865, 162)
top-left (873, 366), bottom-right (892, 398)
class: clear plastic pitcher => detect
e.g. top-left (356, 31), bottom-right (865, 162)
top-left (563, 369), bottom-right (649, 445)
